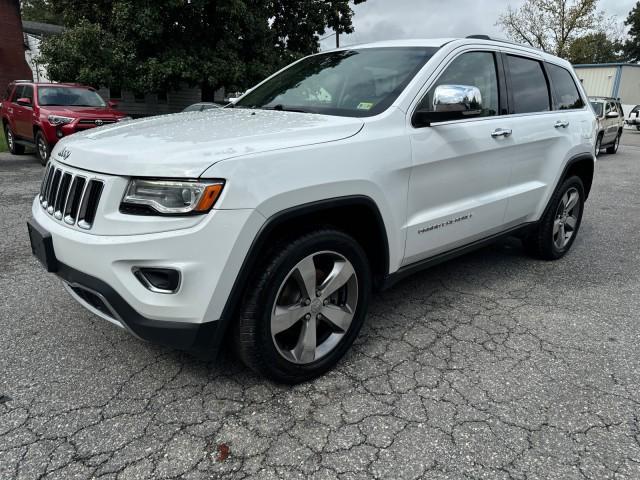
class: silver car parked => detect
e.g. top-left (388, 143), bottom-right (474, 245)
top-left (590, 97), bottom-right (624, 156)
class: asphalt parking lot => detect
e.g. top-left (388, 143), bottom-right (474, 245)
top-left (1, 133), bottom-right (640, 480)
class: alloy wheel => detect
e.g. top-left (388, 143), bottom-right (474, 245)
top-left (553, 187), bottom-right (580, 250)
top-left (595, 137), bottom-right (601, 157)
top-left (6, 130), bottom-right (13, 150)
top-left (37, 137), bottom-right (48, 162)
top-left (270, 251), bottom-right (358, 364)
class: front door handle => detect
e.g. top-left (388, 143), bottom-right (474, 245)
top-left (555, 120), bottom-right (570, 129)
top-left (491, 128), bottom-right (512, 138)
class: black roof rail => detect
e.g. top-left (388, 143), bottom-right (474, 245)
top-left (465, 34), bottom-right (544, 52)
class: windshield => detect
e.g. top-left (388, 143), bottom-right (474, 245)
top-left (590, 101), bottom-right (603, 117)
top-left (38, 87), bottom-right (106, 107)
top-left (235, 47), bottom-right (438, 117)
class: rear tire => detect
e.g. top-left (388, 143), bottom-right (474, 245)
top-left (35, 131), bottom-right (50, 166)
top-left (606, 132), bottom-right (621, 154)
top-left (524, 176), bottom-right (585, 260)
top-left (234, 229), bottom-right (371, 384)
top-left (4, 125), bottom-right (25, 155)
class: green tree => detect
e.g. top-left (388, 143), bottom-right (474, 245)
top-left (567, 32), bottom-right (623, 64)
top-left (20, 0), bottom-right (64, 24)
top-left (624, 2), bottom-right (640, 62)
top-left (497, 0), bottom-right (614, 59)
top-left (37, 0), bottom-right (366, 98)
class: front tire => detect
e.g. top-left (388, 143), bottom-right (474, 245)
top-left (35, 131), bottom-right (50, 166)
top-left (524, 176), bottom-right (585, 260)
top-left (4, 125), bottom-right (25, 155)
top-left (594, 134), bottom-right (602, 157)
top-left (234, 229), bottom-right (372, 384)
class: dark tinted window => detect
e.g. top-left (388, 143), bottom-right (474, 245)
top-left (22, 85), bottom-right (34, 103)
top-left (590, 101), bottom-right (603, 117)
top-left (507, 55), bottom-right (550, 113)
top-left (418, 51), bottom-right (500, 117)
top-left (548, 64), bottom-right (584, 110)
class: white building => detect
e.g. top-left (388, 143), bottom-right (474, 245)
top-left (574, 63), bottom-right (640, 111)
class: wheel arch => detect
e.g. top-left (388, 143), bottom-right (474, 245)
top-left (204, 195), bottom-right (390, 359)
top-left (563, 154), bottom-right (595, 200)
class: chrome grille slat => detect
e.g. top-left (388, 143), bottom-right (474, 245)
top-left (46, 169), bottom-right (62, 214)
top-left (54, 173), bottom-right (73, 220)
top-left (77, 180), bottom-right (104, 230)
top-left (64, 176), bottom-right (86, 225)
top-left (39, 164), bottom-right (52, 201)
top-left (41, 166), bottom-right (55, 207)
top-left (38, 163), bottom-right (103, 231)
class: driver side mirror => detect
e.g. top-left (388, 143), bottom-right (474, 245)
top-left (108, 100), bottom-right (118, 109)
top-left (16, 97), bottom-right (32, 107)
top-left (606, 111), bottom-right (619, 118)
top-left (413, 85), bottom-right (483, 127)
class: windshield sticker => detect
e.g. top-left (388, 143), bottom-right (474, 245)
top-left (357, 102), bottom-right (374, 110)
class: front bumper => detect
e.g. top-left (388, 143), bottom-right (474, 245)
top-left (30, 197), bottom-right (264, 354)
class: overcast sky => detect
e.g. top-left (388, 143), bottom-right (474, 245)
top-left (320, 0), bottom-right (637, 50)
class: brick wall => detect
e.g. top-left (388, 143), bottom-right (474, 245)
top-left (0, 0), bottom-right (33, 95)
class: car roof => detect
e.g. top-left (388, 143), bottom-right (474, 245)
top-left (329, 36), bottom-right (570, 66)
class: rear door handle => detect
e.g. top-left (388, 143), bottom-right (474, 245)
top-left (555, 120), bottom-right (570, 129)
top-left (491, 128), bottom-right (512, 138)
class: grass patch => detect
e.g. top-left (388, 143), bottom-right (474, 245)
top-left (0, 132), bottom-right (6, 153)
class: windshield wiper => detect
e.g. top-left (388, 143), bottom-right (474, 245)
top-left (264, 104), bottom-right (309, 113)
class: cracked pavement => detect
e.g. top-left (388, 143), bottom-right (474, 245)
top-left (1, 134), bottom-right (640, 480)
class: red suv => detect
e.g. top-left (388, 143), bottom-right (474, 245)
top-left (1, 81), bottom-right (128, 165)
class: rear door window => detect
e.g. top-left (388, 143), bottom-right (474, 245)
top-left (506, 55), bottom-right (551, 114)
top-left (547, 64), bottom-right (584, 110)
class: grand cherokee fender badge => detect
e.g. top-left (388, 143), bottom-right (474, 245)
top-left (57, 147), bottom-right (71, 161)
top-left (418, 213), bottom-right (473, 234)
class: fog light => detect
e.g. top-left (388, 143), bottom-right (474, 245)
top-left (56, 129), bottom-right (64, 138)
top-left (132, 267), bottom-right (181, 294)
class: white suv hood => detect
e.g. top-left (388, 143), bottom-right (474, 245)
top-left (52, 109), bottom-right (365, 177)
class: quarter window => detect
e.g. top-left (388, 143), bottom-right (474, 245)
top-left (547, 64), bottom-right (584, 110)
top-left (418, 51), bottom-right (500, 118)
top-left (506, 55), bottom-right (551, 114)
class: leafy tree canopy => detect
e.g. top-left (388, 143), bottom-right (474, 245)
top-left (567, 32), bottom-right (623, 64)
top-left (34, 0), bottom-right (365, 97)
top-left (497, 0), bottom-right (618, 60)
top-left (624, 1), bottom-right (640, 62)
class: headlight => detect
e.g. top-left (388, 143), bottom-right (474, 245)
top-left (121, 179), bottom-right (224, 215)
top-left (117, 116), bottom-right (133, 122)
top-left (48, 115), bottom-right (74, 126)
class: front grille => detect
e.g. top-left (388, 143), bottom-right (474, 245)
top-left (39, 163), bottom-right (104, 230)
top-left (78, 119), bottom-right (117, 125)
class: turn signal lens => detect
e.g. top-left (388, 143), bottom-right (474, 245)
top-left (194, 183), bottom-right (224, 212)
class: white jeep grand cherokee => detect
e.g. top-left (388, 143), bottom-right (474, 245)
top-left (28, 36), bottom-right (597, 383)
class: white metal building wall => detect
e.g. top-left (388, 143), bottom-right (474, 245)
top-left (617, 67), bottom-right (640, 106)
top-left (574, 67), bottom-right (618, 98)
